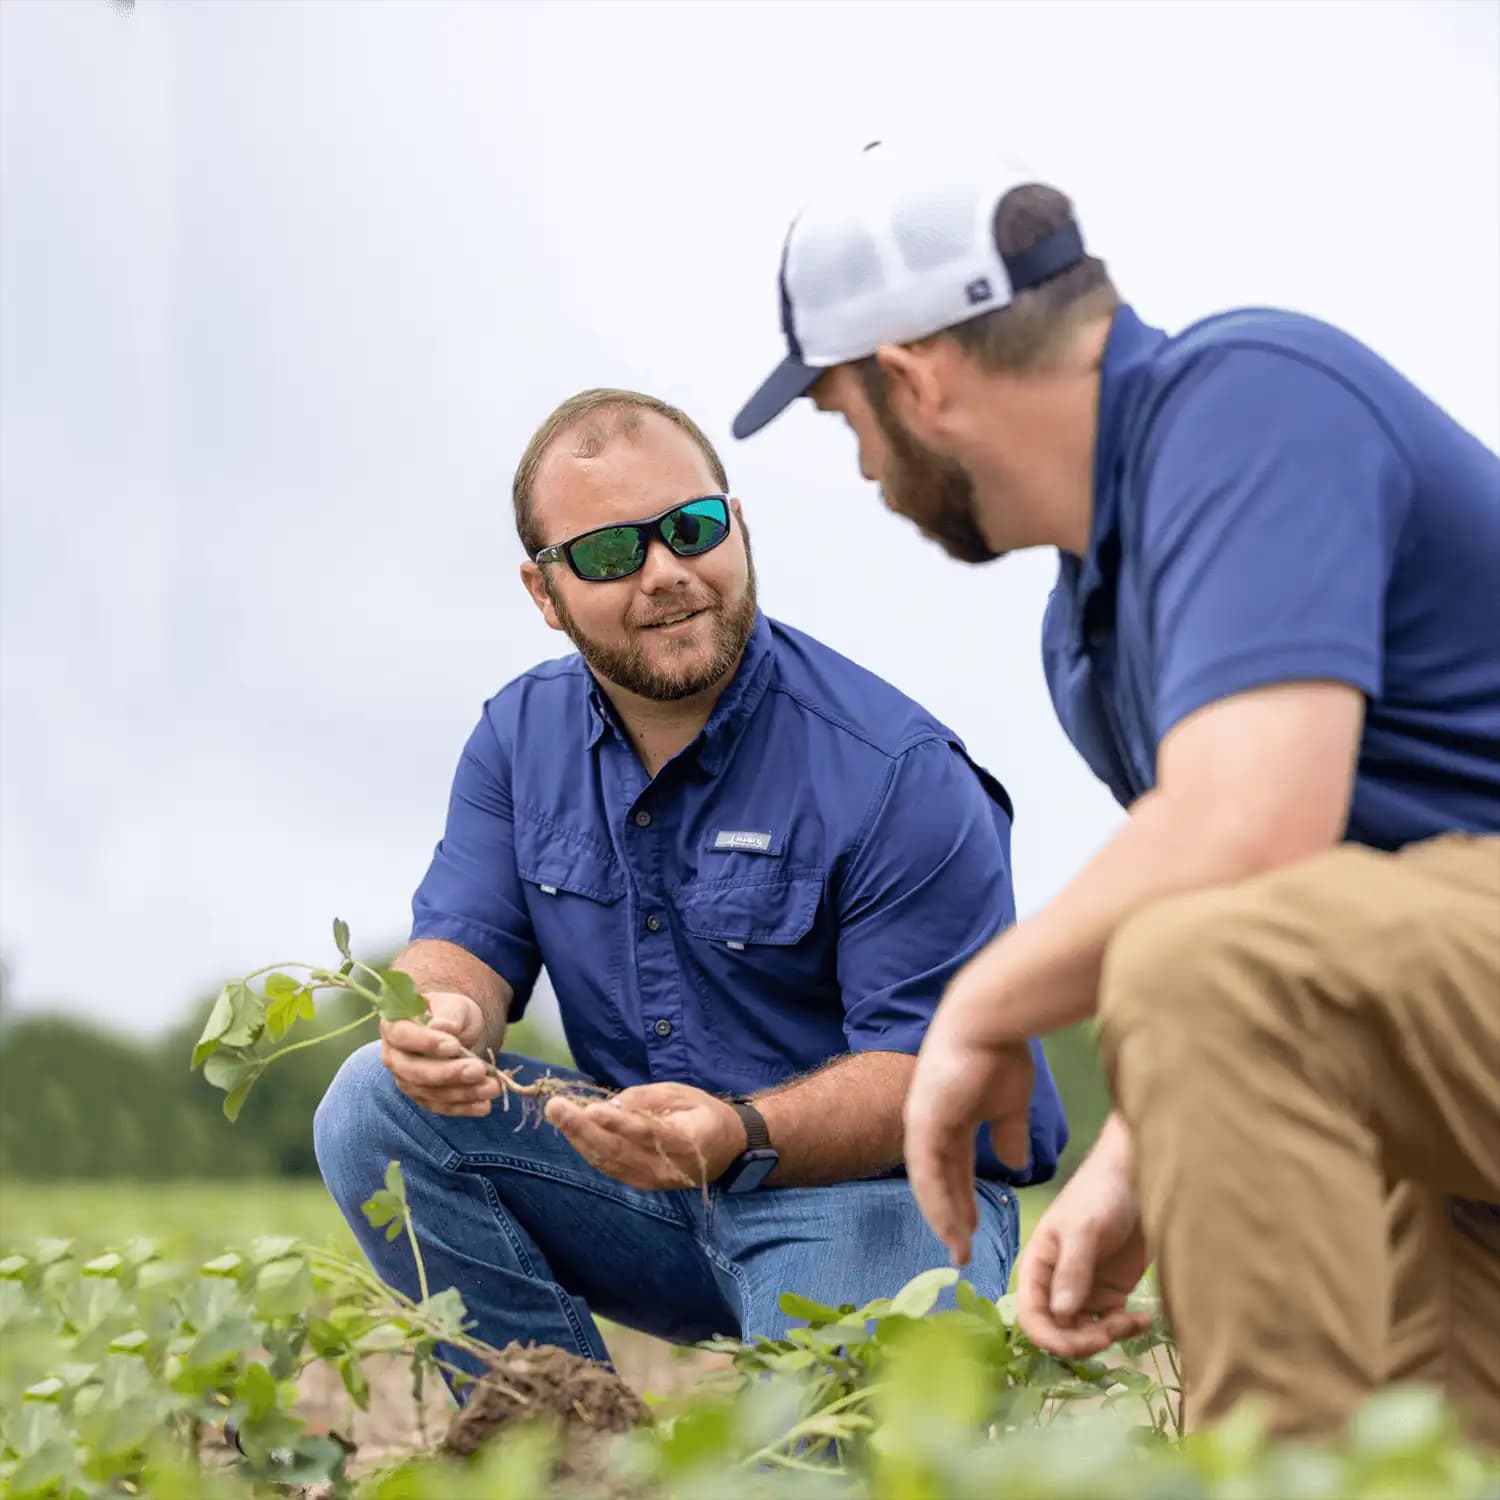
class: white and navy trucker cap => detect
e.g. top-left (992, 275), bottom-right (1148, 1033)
top-left (732, 142), bottom-right (1087, 439)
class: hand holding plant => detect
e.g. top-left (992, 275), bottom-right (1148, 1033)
top-left (190, 919), bottom-right (609, 1122)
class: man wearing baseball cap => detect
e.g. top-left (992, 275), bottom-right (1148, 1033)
top-left (733, 142), bottom-right (1500, 1443)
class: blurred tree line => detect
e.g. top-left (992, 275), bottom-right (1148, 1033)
top-left (0, 959), bottom-right (570, 1182)
top-left (0, 960), bottom-right (1110, 1181)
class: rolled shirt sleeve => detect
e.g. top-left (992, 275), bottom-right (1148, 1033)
top-left (1141, 349), bottom-right (1410, 741)
top-left (409, 706), bottom-right (543, 1015)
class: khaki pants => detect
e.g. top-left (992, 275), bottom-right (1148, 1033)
top-left (1097, 833), bottom-right (1500, 1444)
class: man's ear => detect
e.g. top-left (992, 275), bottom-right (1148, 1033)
top-left (729, 496), bottom-right (745, 523)
top-left (520, 561), bottom-right (565, 632)
top-left (873, 342), bottom-right (942, 427)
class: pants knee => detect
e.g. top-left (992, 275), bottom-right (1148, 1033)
top-left (1097, 883), bottom-right (1292, 1107)
top-left (312, 1041), bottom-right (398, 1205)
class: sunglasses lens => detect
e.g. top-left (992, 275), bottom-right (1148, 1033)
top-left (570, 527), bottom-right (645, 580)
top-left (662, 498), bottom-right (729, 557)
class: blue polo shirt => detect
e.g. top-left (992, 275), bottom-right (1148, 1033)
top-left (411, 614), bottom-right (1067, 1185)
top-left (1043, 306), bottom-right (1500, 849)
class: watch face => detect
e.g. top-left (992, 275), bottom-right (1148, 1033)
top-left (723, 1148), bottom-right (778, 1194)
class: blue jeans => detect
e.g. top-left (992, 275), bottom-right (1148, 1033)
top-left (313, 1045), bottom-right (1019, 1381)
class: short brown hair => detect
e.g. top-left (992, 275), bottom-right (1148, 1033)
top-left (858, 183), bottom-right (1117, 391)
top-left (512, 389), bottom-right (730, 558)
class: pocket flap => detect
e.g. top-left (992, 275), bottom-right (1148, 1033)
top-left (677, 876), bottom-right (821, 946)
top-left (515, 819), bottom-right (626, 904)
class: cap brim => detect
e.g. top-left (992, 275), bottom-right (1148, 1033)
top-left (731, 355), bottom-right (822, 439)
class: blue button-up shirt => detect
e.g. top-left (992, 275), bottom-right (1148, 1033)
top-left (1044, 305), bottom-right (1500, 849)
top-left (411, 614), bottom-right (1067, 1185)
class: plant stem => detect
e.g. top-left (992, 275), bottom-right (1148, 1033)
top-left (261, 1012), bottom-right (373, 1065)
top-left (735, 1384), bottom-right (878, 1470)
top-left (404, 1208), bottom-right (430, 1306)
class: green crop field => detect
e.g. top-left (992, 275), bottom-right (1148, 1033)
top-left (0, 1178), bottom-right (1056, 1262)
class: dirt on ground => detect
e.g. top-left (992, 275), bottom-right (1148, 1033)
top-left (292, 1323), bottom-right (730, 1484)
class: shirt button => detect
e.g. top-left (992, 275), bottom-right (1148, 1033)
top-left (634, 810), bottom-right (652, 828)
top-left (652, 1018), bottom-right (673, 1038)
top-left (645, 914), bottom-right (663, 933)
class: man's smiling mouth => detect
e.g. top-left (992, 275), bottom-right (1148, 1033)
top-left (641, 608), bottom-right (705, 630)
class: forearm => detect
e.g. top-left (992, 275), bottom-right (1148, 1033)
top-left (392, 938), bottom-right (510, 1052)
top-left (941, 789), bottom-right (1292, 1047)
top-left (751, 1050), bottom-right (915, 1186)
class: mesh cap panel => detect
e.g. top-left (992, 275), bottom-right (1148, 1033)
top-left (890, 181), bottom-right (983, 272)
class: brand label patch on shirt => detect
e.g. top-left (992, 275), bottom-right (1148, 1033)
top-left (713, 830), bottom-right (774, 853)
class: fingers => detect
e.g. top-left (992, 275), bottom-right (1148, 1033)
top-left (1016, 1223), bottom-right (1061, 1341)
top-left (905, 1106), bottom-right (981, 1266)
top-left (1017, 1220), bottom-right (1151, 1358)
top-left (1050, 1215), bottom-right (1101, 1319)
top-left (380, 1018), bottom-right (466, 1058)
top-left (546, 1099), bottom-right (696, 1190)
top-left (379, 1031), bottom-right (499, 1116)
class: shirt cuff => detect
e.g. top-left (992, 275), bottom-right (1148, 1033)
top-left (1156, 640), bottom-right (1381, 743)
top-left (407, 914), bottom-right (538, 1018)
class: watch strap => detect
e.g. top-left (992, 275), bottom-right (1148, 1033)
top-left (728, 1098), bottom-right (772, 1153)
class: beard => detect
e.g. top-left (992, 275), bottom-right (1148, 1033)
top-left (547, 539), bottom-right (760, 703)
top-left (862, 373), bottom-right (998, 565)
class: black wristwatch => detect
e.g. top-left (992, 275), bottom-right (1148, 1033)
top-left (716, 1098), bottom-right (779, 1193)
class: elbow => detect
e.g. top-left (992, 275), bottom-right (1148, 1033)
top-left (1145, 791), bottom-right (1347, 886)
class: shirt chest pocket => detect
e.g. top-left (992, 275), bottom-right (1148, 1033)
top-left (672, 874), bottom-right (840, 1079)
top-left (514, 819), bottom-right (628, 1004)
top-left (515, 818), bottom-right (626, 905)
top-left (674, 875), bottom-right (832, 984)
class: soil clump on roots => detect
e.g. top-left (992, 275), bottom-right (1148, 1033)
top-left (443, 1341), bottom-right (651, 1491)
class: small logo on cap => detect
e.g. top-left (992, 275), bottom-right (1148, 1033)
top-left (965, 278), bottom-right (994, 306)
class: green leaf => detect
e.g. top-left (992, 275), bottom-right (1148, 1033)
top-left (81, 1252), bottom-right (123, 1278)
top-left (186, 1315), bottom-right (259, 1368)
top-left (374, 969), bottom-right (427, 1022)
top-left (219, 981), bottom-right (266, 1048)
top-left (889, 1266), bottom-right (960, 1320)
top-left (352, 1321), bottom-right (408, 1353)
top-left (109, 1329), bottom-right (151, 1355)
top-left (202, 1253), bottom-right (243, 1278)
top-left (0, 1254), bottom-right (28, 1279)
top-left (420, 1287), bottom-right (468, 1339)
top-left (249, 1236), bottom-right (301, 1265)
top-left (338, 1353), bottom-right (371, 1410)
top-left (265, 985), bottom-right (304, 1041)
top-left (193, 984), bottom-right (237, 1063)
top-left (257, 1257), bottom-right (315, 1320)
top-left (384, 1159), bottom-right (408, 1201)
top-left (264, 972), bottom-right (298, 998)
top-left (34, 1239), bottom-right (73, 1267)
top-left (203, 1050), bottom-right (264, 1120)
top-left (202, 1048), bottom-right (257, 1093)
top-left (7, 1436), bottom-right (77, 1496)
top-left (333, 917), bottom-right (352, 960)
top-left (777, 1291), bottom-right (842, 1327)
top-left (224, 1076), bottom-right (258, 1122)
top-left (237, 1361), bottom-right (278, 1422)
top-left (360, 1190), bottom-right (404, 1242)
top-left (24, 1376), bottom-right (65, 1402)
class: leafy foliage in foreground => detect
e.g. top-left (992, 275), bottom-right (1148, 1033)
top-left (3, 1202), bottom-right (1496, 1500)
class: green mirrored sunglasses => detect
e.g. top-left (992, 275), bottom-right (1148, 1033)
top-left (534, 496), bottom-right (732, 582)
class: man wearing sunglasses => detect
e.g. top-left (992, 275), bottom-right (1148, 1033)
top-left (314, 387), bottom-right (1067, 1380)
top-left (731, 144), bottom-right (1500, 1442)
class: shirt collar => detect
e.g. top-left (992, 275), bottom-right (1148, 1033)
top-left (696, 612), bottom-right (775, 775)
top-left (1070, 304), bottom-right (1168, 625)
top-left (581, 611), bottom-right (777, 767)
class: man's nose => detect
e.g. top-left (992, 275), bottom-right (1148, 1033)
top-left (637, 536), bottom-right (694, 595)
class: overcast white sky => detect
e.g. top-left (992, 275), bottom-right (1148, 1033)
top-left (2, 0), bottom-right (1497, 1035)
